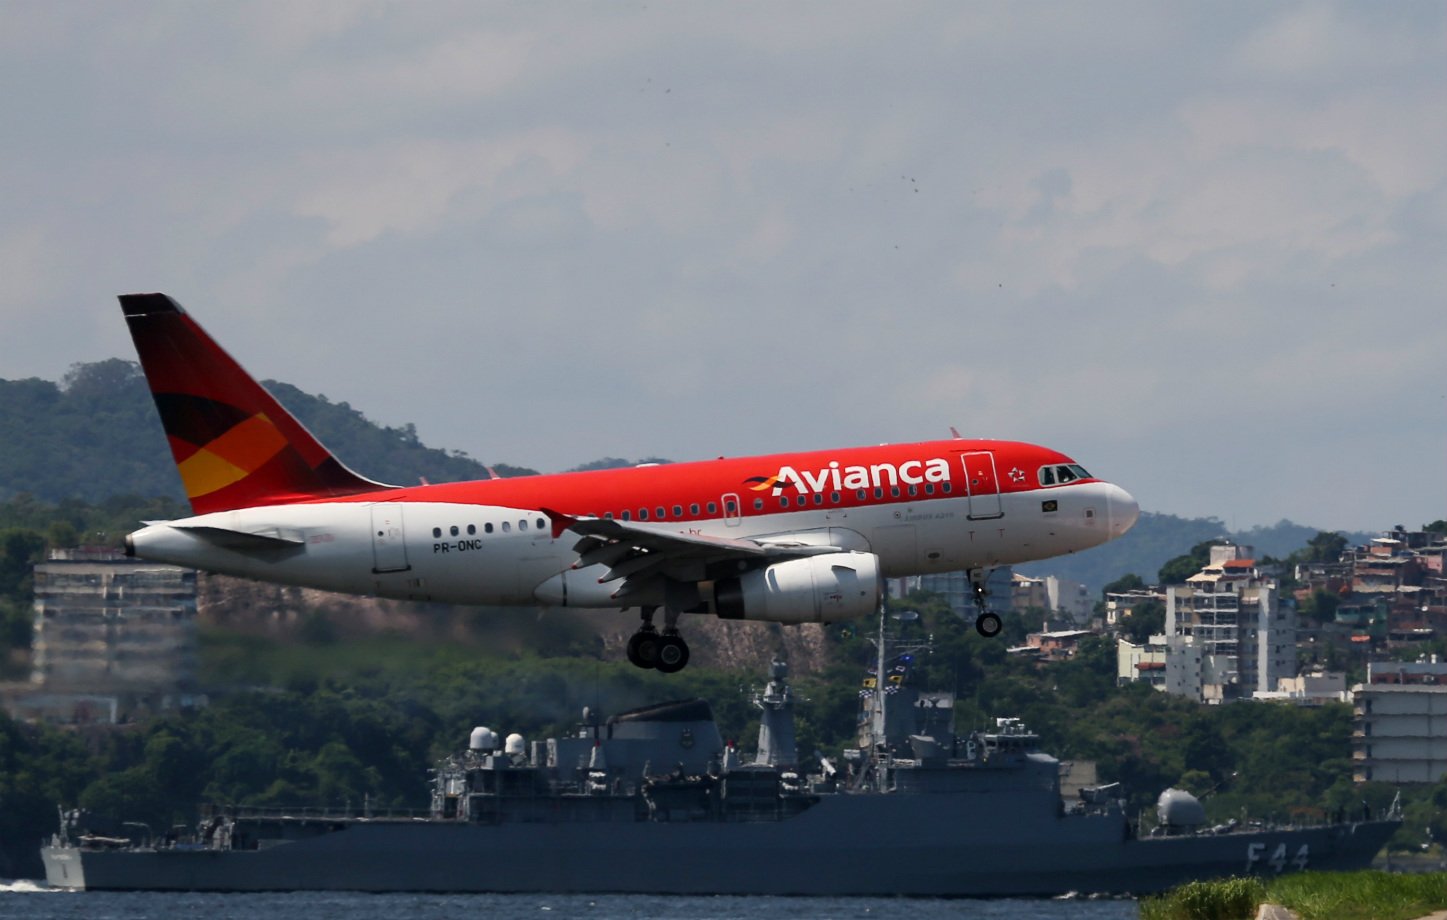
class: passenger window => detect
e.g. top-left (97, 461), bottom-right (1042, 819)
top-left (690, 503), bottom-right (700, 515)
top-left (925, 484), bottom-right (934, 495)
top-left (780, 497), bottom-right (790, 508)
top-left (467, 524), bottom-right (476, 535)
top-left (874, 487), bottom-right (883, 499)
top-left (519, 520), bottom-right (528, 531)
top-left (720, 501), bottom-right (732, 514)
top-left (908, 485), bottom-right (918, 497)
top-left (891, 487), bottom-right (900, 498)
top-left (621, 511), bottom-right (631, 521)
top-left (857, 489), bottom-right (867, 500)
top-left (639, 509), bottom-right (649, 521)
top-left (501, 522), bottom-right (511, 533)
top-left (942, 483), bottom-right (952, 494)
top-left (831, 491), bottom-right (841, 503)
top-left (450, 525), bottom-right (459, 537)
top-left (432, 527), bottom-right (442, 538)
top-left (604, 512), bottom-right (614, 520)
top-left (753, 498), bottom-right (764, 511)
top-left (536, 518), bottom-right (546, 530)
top-left (710, 502), bottom-right (720, 514)
top-left (814, 493), bottom-right (824, 505)
top-left (485, 523), bottom-right (494, 534)
top-left (656, 507), bottom-right (666, 520)
top-left (673, 505), bottom-right (683, 517)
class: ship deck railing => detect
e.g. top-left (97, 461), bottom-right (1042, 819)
top-left (201, 804), bottom-right (434, 822)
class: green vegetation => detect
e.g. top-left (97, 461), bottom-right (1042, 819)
top-left (1139, 876), bottom-right (1265, 920)
top-left (0, 360), bottom-right (532, 508)
top-left (1140, 871), bottom-right (1447, 920)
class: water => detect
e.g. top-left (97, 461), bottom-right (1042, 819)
top-left (0, 884), bottom-right (1139, 920)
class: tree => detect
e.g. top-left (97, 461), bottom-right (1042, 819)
top-left (1102, 573), bottom-right (1146, 595)
top-left (1300, 531), bottom-right (1348, 564)
top-left (1120, 598), bottom-right (1166, 644)
top-left (1158, 540), bottom-right (1223, 584)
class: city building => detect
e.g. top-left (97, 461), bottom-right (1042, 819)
top-left (1352, 659), bottom-right (1447, 783)
top-left (2, 548), bottom-right (204, 724)
top-left (1116, 635), bottom-right (1168, 689)
top-left (914, 567), bottom-right (1014, 617)
top-left (1162, 545), bottom-right (1297, 702)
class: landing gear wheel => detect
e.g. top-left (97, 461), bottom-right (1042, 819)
top-left (654, 634), bottom-right (690, 674)
top-left (627, 629), bottom-right (661, 669)
top-left (975, 612), bottom-right (1003, 638)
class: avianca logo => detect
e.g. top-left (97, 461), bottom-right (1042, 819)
top-left (747, 458), bottom-right (952, 496)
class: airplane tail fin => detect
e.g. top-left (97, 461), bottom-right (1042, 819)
top-left (120, 293), bottom-right (396, 515)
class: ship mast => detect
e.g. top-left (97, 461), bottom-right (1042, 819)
top-left (861, 601), bottom-right (931, 750)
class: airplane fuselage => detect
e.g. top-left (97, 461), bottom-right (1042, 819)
top-left (128, 439), bottom-right (1137, 612)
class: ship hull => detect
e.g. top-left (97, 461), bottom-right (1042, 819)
top-left (41, 800), bottom-right (1397, 896)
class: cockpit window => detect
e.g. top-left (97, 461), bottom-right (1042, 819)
top-left (1039, 464), bottom-right (1092, 487)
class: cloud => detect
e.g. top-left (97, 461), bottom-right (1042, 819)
top-left (0, 1), bottom-right (1443, 531)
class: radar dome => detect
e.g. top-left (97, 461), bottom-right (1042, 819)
top-left (505, 733), bottom-right (525, 755)
top-left (469, 726), bottom-right (497, 751)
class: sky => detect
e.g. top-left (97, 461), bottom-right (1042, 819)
top-left (1, 2), bottom-right (1443, 533)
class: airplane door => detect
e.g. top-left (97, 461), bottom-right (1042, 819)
top-left (959, 451), bottom-right (1004, 521)
top-left (722, 492), bottom-right (742, 527)
top-left (371, 504), bottom-right (411, 573)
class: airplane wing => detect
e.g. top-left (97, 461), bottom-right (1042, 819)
top-left (541, 508), bottom-right (844, 600)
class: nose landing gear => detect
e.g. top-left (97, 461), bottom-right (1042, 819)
top-left (970, 570), bottom-right (1003, 638)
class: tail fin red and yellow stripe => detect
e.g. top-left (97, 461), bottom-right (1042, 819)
top-left (121, 293), bottom-right (395, 514)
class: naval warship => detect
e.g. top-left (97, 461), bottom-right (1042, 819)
top-left (42, 622), bottom-right (1398, 895)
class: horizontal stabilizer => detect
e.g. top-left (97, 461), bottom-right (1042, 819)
top-left (170, 524), bottom-right (306, 551)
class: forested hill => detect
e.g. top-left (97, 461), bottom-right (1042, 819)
top-left (0, 359), bottom-right (535, 505)
top-left (1016, 513), bottom-right (1373, 592)
top-left (2, 361), bottom-right (1370, 591)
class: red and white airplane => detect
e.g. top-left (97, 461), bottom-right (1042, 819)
top-left (120, 293), bottom-right (1139, 673)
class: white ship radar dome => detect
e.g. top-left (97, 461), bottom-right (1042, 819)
top-left (505, 733), bottom-right (525, 755)
top-left (469, 726), bottom-right (497, 751)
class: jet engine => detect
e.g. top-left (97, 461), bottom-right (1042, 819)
top-left (712, 552), bottom-right (881, 624)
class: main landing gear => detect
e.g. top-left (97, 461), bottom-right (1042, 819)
top-left (971, 569), bottom-right (1002, 638)
top-left (626, 606), bottom-right (691, 674)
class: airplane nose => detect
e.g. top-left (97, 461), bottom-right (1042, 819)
top-left (1105, 483), bottom-right (1140, 538)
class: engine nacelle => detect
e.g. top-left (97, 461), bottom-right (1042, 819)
top-left (713, 552), bottom-right (882, 624)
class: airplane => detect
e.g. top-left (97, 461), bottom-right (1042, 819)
top-left (118, 292), bottom-right (1140, 673)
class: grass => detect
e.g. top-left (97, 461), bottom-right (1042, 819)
top-left (1139, 871), bottom-right (1447, 920)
